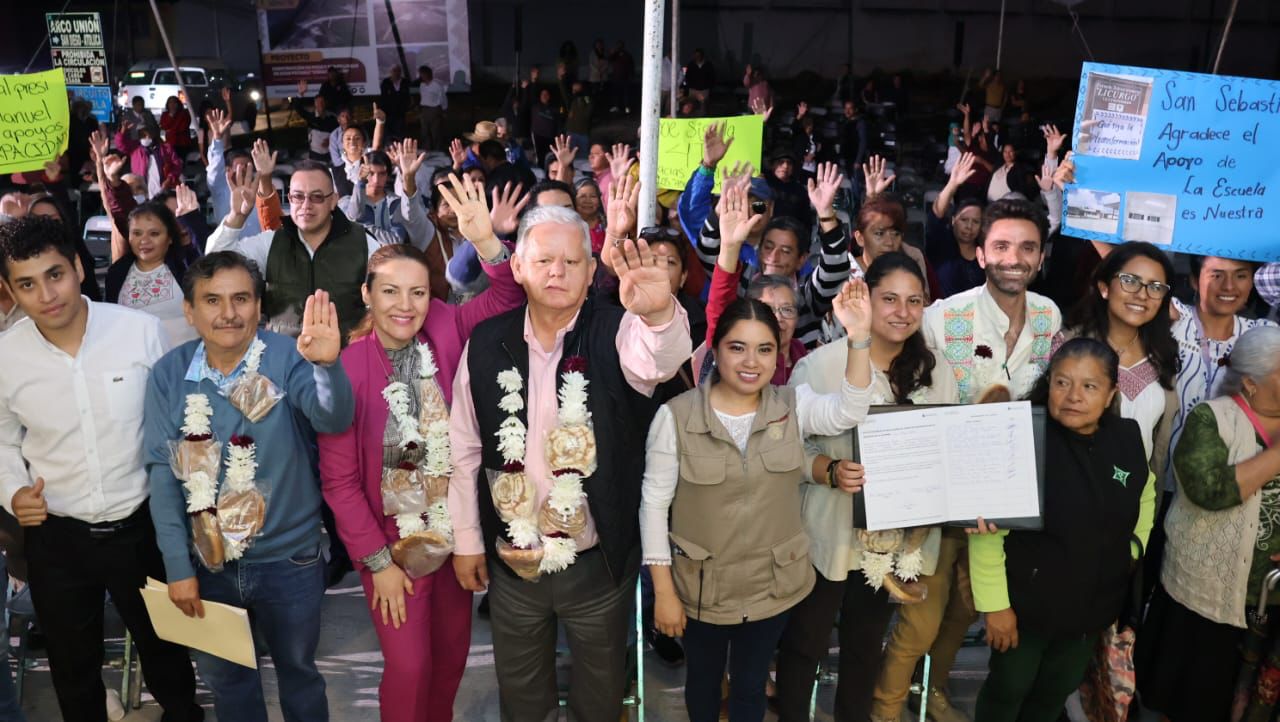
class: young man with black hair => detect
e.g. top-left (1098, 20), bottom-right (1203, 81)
top-left (205, 108), bottom-right (261, 235)
top-left (0, 216), bottom-right (203, 722)
top-left (479, 139), bottom-right (536, 199)
top-left (338, 140), bottom-right (432, 249)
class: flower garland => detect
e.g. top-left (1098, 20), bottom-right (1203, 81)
top-left (383, 341), bottom-right (452, 541)
top-left (493, 357), bottom-right (595, 575)
top-left (244, 337), bottom-right (266, 373)
top-left (180, 394), bottom-right (218, 512)
top-left (221, 434), bottom-right (259, 561)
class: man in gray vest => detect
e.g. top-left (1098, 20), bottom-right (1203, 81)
top-left (205, 146), bottom-right (381, 340)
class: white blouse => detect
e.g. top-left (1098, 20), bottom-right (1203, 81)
top-left (640, 378), bottom-right (872, 566)
top-left (118, 263), bottom-right (196, 349)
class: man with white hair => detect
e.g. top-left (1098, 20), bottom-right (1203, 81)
top-left (448, 201), bottom-right (690, 721)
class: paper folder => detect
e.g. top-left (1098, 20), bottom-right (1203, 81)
top-left (140, 578), bottom-right (257, 669)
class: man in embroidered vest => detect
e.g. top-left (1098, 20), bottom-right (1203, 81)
top-left (874, 197), bottom-right (1062, 722)
top-left (205, 154), bottom-right (381, 340)
top-left (449, 205), bottom-right (691, 721)
top-left (144, 252), bottom-right (355, 722)
top-left (0, 216), bottom-right (203, 722)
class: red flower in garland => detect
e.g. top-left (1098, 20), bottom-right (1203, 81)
top-left (398, 461), bottom-right (417, 471)
top-left (975, 345), bottom-right (994, 359)
top-left (502, 461), bottom-right (526, 473)
top-left (229, 434), bottom-right (255, 447)
top-left (561, 355), bottom-right (588, 374)
top-left (1218, 353), bottom-right (1231, 367)
top-left (185, 433), bottom-right (212, 442)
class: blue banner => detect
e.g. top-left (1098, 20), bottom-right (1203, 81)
top-left (67, 85), bottom-right (113, 124)
top-left (1064, 62), bottom-right (1280, 262)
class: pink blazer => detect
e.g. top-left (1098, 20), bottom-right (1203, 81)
top-left (317, 256), bottom-right (525, 566)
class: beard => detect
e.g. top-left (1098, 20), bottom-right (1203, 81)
top-left (986, 263), bottom-right (1034, 295)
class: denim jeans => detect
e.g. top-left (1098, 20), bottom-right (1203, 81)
top-left (192, 544), bottom-right (327, 722)
top-left (0, 553), bottom-right (23, 722)
top-left (683, 612), bottom-right (790, 722)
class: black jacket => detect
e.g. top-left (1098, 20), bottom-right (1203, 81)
top-left (465, 300), bottom-right (661, 585)
top-left (1004, 414), bottom-right (1149, 638)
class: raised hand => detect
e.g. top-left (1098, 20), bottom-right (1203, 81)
top-left (749, 96), bottom-right (774, 122)
top-left (605, 172), bottom-right (640, 241)
top-left (396, 138), bottom-right (427, 195)
top-left (174, 183), bottom-right (200, 218)
top-left (862, 154), bottom-right (895, 199)
top-left (719, 160), bottom-right (754, 198)
top-left (449, 138), bottom-right (467, 168)
top-left (552, 134), bottom-right (578, 170)
top-left (373, 102), bottom-right (386, 124)
top-left (220, 87), bottom-right (232, 104)
top-left (207, 108), bottom-right (232, 139)
top-left (957, 102), bottom-right (971, 116)
top-left (435, 172), bottom-right (496, 245)
top-left (609, 237), bottom-right (676, 324)
top-left (43, 158), bottom-right (63, 183)
top-left (606, 142), bottom-right (634, 180)
top-left (103, 154), bottom-right (127, 183)
top-left (89, 128), bottom-right (110, 163)
top-left (297, 290), bottom-right (342, 365)
top-left (947, 151), bottom-right (977, 187)
top-left (702, 121), bottom-right (734, 169)
top-left (1042, 124), bottom-right (1066, 157)
top-left (489, 181), bottom-right (529, 237)
top-left (808, 161), bottom-right (845, 217)
top-left (225, 163), bottom-right (256, 223)
top-left (717, 181), bottom-right (764, 250)
top-left (1039, 150), bottom-right (1076, 192)
top-left (832, 278), bottom-right (872, 341)
top-left (250, 138), bottom-right (277, 178)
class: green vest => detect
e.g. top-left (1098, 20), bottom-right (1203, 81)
top-left (263, 212), bottom-right (369, 339)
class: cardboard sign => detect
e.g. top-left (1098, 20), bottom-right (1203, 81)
top-left (0, 70), bottom-right (71, 174)
top-left (657, 115), bottom-right (764, 193)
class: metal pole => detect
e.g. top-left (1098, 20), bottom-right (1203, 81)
top-left (213, 2), bottom-right (221, 59)
top-left (1211, 0), bottom-right (1241, 74)
top-left (638, 0), bottom-right (665, 228)
top-left (995, 0), bottom-right (1006, 70)
top-left (146, 0), bottom-right (197, 124)
top-left (669, 0), bottom-right (679, 118)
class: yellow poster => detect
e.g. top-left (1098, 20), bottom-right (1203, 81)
top-left (0, 69), bottom-right (70, 174)
top-left (657, 115), bottom-right (763, 193)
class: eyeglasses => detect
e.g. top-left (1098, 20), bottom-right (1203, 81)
top-left (768, 304), bottom-right (798, 320)
top-left (1114, 272), bottom-right (1171, 298)
top-left (287, 191), bottom-right (336, 206)
top-left (639, 226), bottom-right (681, 242)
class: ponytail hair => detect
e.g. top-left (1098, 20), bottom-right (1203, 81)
top-left (347, 243), bottom-right (432, 344)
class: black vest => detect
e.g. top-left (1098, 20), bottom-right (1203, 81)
top-left (466, 300), bottom-right (659, 585)
top-left (263, 211), bottom-right (368, 338)
top-left (1004, 414), bottom-right (1149, 638)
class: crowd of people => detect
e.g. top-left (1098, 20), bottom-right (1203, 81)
top-left (0, 46), bottom-right (1277, 722)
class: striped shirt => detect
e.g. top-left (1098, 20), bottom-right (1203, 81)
top-left (693, 213), bottom-right (852, 349)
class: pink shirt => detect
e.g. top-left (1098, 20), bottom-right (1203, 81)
top-left (448, 303), bottom-right (690, 556)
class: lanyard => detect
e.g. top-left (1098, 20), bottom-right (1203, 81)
top-left (1233, 394), bottom-right (1275, 449)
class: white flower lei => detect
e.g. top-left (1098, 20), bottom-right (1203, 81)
top-left (385, 341), bottom-right (452, 540)
top-left (221, 437), bottom-right (258, 561)
top-left (494, 365), bottom-right (592, 575)
top-left (244, 337), bottom-right (266, 373)
top-left (179, 394), bottom-right (217, 514)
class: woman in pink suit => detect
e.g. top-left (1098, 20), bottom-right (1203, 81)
top-left (318, 175), bottom-right (524, 722)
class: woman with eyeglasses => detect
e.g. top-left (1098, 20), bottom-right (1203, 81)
top-left (927, 152), bottom-right (987, 298)
top-left (1051, 242), bottom-right (1179, 470)
top-left (703, 184), bottom-right (807, 384)
top-left (775, 251), bottom-right (960, 722)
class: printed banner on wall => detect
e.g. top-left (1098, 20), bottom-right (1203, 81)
top-left (1064, 62), bottom-right (1280, 262)
top-left (255, 0), bottom-right (471, 98)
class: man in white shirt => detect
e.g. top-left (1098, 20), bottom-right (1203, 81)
top-left (417, 65), bottom-right (447, 151)
top-left (0, 216), bottom-right (202, 722)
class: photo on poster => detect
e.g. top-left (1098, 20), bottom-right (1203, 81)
top-left (1078, 72), bottom-right (1153, 161)
top-left (1122, 192), bottom-right (1177, 246)
top-left (1065, 188), bottom-right (1122, 235)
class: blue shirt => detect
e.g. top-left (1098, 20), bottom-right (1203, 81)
top-left (145, 331), bottom-right (354, 581)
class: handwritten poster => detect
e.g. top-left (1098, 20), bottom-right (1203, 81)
top-left (657, 115), bottom-right (763, 193)
top-left (0, 70), bottom-right (70, 175)
top-left (1065, 62), bottom-right (1280, 262)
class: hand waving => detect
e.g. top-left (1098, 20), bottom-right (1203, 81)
top-left (250, 138), bottom-right (277, 178)
top-left (608, 238), bottom-right (676, 324)
top-left (225, 163), bottom-right (255, 222)
top-left (395, 138), bottom-right (427, 194)
top-left (702, 121), bottom-right (734, 169)
top-left (552, 134), bottom-right (578, 171)
top-left (749, 97), bottom-right (774, 122)
top-left (174, 183), bottom-right (200, 217)
top-left (490, 181), bottom-right (529, 237)
top-left (208, 108), bottom-right (232, 139)
top-left (807, 161), bottom-right (845, 217)
top-left (948, 152), bottom-right (977, 187)
top-left (89, 129), bottom-right (110, 163)
top-left (605, 172), bottom-right (640, 240)
top-left (297, 290), bottom-right (342, 366)
top-left (449, 138), bottom-right (467, 168)
top-left (606, 142), bottom-right (634, 180)
top-left (861, 155), bottom-right (895, 199)
top-left (435, 172), bottom-right (496, 244)
top-left (832, 278), bottom-right (872, 341)
top-left (717, 181), bottom-right (764, 250)
top-left (1042, 124), bottom-right (1066, 157)
top-left (373, 102), bottom-right (387, 125)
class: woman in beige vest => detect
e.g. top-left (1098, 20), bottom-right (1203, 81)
top-left (639, 281), bottom-right (873, 722)
top-left (1136, 326), bottom-right (1280, 722)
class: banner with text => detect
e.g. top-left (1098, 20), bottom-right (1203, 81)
top-left (1064, 62), bottom-right (1280, 262)
top-left (657, 115), bottom-right (764, 193)
top-left (0, 70), bottom-right (70, 174)
top-left (255, 0), bottom-right (471, 98)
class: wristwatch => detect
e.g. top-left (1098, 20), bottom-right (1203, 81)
top-left (847, 336), bottom-right (871, 350)
top-left (827, 458), bottom-right (841, 489)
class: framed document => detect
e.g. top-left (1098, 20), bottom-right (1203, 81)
top-left (848, 402), bottom-right (1046, 531)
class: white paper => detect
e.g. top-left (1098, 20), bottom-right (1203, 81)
top-left (140, 578), bottom-right (257, 669)
top-left (858, 402), bottom-right (1040, 531)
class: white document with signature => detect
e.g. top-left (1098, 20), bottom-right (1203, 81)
top-left (857, 401), bottom-right (1040, 531)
